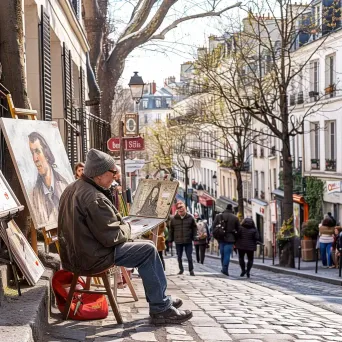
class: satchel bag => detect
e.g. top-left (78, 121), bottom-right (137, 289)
top-left (52, 270), bottom-right (109, 321)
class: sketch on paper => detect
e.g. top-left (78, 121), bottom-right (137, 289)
top-left (5, 220), bottom-right (45, 285)
top-left (0, 118), bottom-right (74, 230)
top-left (130, 179), bottom-right (178, 219)
top-left (0, 171), bottom-right (23, 217)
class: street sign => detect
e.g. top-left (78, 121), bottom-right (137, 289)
top-left (125, 159), bottom-right (145, 172)
top-left (124, 113), bottom-right (139, 136)
top-left (107, 137), bottom-right (145, 152)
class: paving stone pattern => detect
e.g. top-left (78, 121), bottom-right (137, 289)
top-left (45, 256), bottom-right (342, 342)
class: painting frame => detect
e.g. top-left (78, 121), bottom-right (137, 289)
top-left (0, 118), bottom-right (74, 230)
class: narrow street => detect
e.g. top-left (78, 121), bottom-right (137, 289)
top-left (45, 255), bottom-right (342, 342)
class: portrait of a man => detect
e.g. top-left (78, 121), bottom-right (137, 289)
top-left (28, 132), bottom-right (69, 227)
top-left (0, 118), bottom-right (74, 230)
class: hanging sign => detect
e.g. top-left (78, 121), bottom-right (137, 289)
top-left (124, 113), bottom-right (139, 136)
top-left (326, 181), bottom-right (342, 194)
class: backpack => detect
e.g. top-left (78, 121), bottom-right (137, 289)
top-left (52, 270), bottom-right (109, 321)
top-left (212, 214), bottom-right (227, 240)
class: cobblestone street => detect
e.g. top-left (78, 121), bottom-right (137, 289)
top-left (45, 255), bottom-right (342, 342)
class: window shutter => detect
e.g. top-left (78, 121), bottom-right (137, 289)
top-left (71, 0), bottom-right (81, 20)
top-left (63, 44), bottom-right (73, 165)
top-left (80, 67), bottom-right (87, 160)
top-left (40, 6), bottom-right (52, 121)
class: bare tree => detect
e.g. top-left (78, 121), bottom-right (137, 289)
top-left (183, 95), bottom-right (259, 218)
top-left (192, 0), bottom-right (337, 267)
top-left (82, 0), bottom-right (242, 121)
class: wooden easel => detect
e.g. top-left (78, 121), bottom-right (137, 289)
top-left (6, 93), bottom-right (59, 255)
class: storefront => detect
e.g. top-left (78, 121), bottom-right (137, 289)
top-left (251, 199), bottom-right (267, 244)
top-left (198, 193), bottom-right (215, 228)
top-left (323, 181), bottom-right (342, 224)
top-left (215, 196), bottom-right (238, 214)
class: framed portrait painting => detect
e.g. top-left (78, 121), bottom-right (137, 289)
top-left (0, 118), bottom-right (74, 230)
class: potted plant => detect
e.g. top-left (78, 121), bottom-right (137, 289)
top-left (325, 84), bottom-right (335, 94)
top-left (301, 219), bottom-right (319, 261)
top-left (277, 216), bottom-right (295, 250)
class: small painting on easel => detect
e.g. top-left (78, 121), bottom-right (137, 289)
top-left (0, 118), bottom-right (74, 230)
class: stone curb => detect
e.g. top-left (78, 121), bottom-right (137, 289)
top-left (0, 268), bottom-right (52, 342)
top-left (205, 253), bottom-right (342, 286)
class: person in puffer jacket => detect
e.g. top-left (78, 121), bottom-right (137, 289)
top-left (235, 218), bottom-right (260, 278)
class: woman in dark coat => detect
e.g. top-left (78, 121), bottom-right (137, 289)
top-left (235, 218), bottom-right (260, 278)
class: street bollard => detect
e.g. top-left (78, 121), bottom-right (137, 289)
top-left (262, 244), bottom-right (265, 264)
top-left (272, 244), bottom-right (275, 265)
top-left (339, 248), bottom-right (342, 278)
top-left (298, 245), bottom-right (301, 270)
top-left (315, 248), bottom-right (319, 273)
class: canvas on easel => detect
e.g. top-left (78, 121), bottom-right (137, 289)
top-left (123, 179), bottom-right (178, 239)
top-left (0, 118), bottom-right (74, 231)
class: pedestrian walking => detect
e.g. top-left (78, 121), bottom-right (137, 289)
top-left (332, 227), bottom-right (341, 268)
top-left (319, 217), bottom-right (335, 268)
top-left (169, 201), bottom-right (197, 276)
top-left (235, 217), bottom-right (260, 278)
top-left (212, 204), bottom-right (239, 276)
top-left (193, 213), bottom-right (210, 264)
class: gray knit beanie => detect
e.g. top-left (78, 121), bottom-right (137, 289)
top-left (84, 149), bottom-right (116, 178)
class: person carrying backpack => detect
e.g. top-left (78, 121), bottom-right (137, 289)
top-left (212, 204), bottom-right (239, 276)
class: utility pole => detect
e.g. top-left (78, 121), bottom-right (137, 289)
top-left (119, 120), bottom-right (127, 202)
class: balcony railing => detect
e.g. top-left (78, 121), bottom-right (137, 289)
top-left (311, 158), bottom-right (320, 170)
top-left (189, 148), bottom-right (201, 158)
top-left (326, 159), bottom-right (336, 171)
top-left (260, 190), bottom-right (265, 200)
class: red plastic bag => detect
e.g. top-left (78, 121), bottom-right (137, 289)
top-left (52, 270), bottom-right (108, 320)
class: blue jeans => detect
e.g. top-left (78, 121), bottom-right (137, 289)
top-left (114, 240), bottom-right (171, 314)
top-left (320, 242), bottom-right (333, 267)
top-left (219, 242), bottom-right (234, 272)
top-left (176, 243), bottom-right (194, 272)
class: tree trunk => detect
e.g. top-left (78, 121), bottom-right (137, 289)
top-left (235, 170), bottom-right (244, 219)
top-left (279, 128), bottom-right (295, 268)
top-left (0, 0), bottom-right (31, 237)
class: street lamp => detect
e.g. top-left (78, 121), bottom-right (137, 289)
top-left (128, 71), bottom-right (145, 104)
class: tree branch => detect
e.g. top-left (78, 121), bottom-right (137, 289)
top-left (151, 2), bottom-right (242, 40)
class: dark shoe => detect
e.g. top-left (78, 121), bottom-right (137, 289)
top-left (172, 298), bottom-right (183, 309)
top-left (150, 306), bottom-right (193, 325)
top-left (247, 273), bottom-right (250, 278)
top-left (221, 270), bottom-right (229, 276)
top-left (178, 270), bottom-right (184, 275)
top-left (240, 271), bottom-right (246, 277)
top-left (189, 271), bottom-right (195, 276)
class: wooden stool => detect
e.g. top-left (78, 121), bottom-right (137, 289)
top-left (63, 270), bottom-right (123, 323)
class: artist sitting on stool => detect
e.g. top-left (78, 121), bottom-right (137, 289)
top-left (58, 149), bottom-right (192, 324)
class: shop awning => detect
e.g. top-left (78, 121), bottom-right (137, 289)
top-left (199, 194), bottom-right (215, 207)
top-left (215, 196), bottom-right (238, 213)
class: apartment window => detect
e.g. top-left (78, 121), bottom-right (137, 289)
top-left (260, 171), bottom-right (265, 198)
top-left (223, 176), bottom-right (226, 197)
top-left (143, 99), bottom-right (148, 109)
top-left (316, 5), bottom-right (321, 28)
top-left (325, 120), bottom-right (336, 171)
top-left (311, 122), bottom-right (320, 160)
top-left (166, 98), bottom-right (171, 108)
top-left (228, 178), bottom-right (231, 198)
top-left (254, 171), bottom-right (259, 198)
top-left (325, 55), bottom-right (335, 95)
top-left (233, 179), bottom-right (237, 199)
top-left (156, 99), bottom-right (161, 108)
top-left (310, 60), bottom-right (319, 96)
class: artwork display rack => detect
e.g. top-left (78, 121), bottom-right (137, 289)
top-left (0, 211), bottom-right (22, 296)
top-left (5, 93), bottom-right (59, 254)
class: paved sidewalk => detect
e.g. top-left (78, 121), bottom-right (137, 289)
top-left (205, 250), bottom-right (342, 285)
top-left (44, 256), bottom-right (342, 342)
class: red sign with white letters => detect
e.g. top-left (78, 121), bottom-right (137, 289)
top-left (107, 137), bottom-right (145, 151)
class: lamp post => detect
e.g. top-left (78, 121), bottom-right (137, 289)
top-left (119, 72), bottom-right (145, 202)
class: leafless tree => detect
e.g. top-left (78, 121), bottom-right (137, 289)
top-left (82, 0), bottom-right (242, 122)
